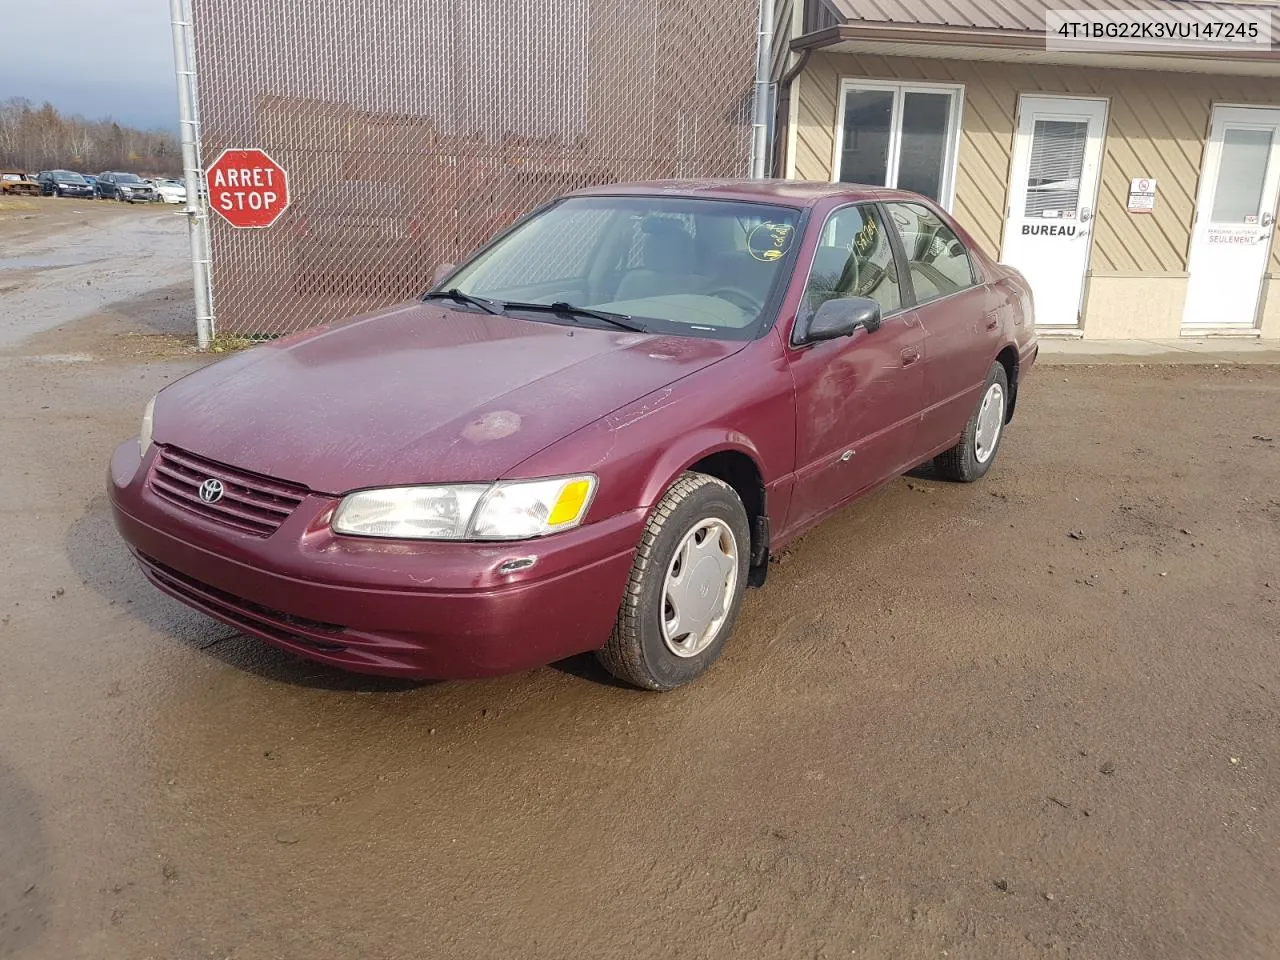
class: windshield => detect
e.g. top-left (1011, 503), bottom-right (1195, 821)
top-left (115, 173), bottom-right (141, 183)
top-left (442, 195), bottom-right (804, 340)
top-left (53, 171), bottom-right (86, 183)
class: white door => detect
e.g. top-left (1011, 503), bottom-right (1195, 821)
top-left (1183, 106), bottom-right (1280, 329)
top-left (1001, 96), bottom-right (1109, 329)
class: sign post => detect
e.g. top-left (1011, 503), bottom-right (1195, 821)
top-left (206, 148), bottom-right (289, 228)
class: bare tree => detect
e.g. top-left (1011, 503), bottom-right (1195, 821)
top-left (0, 98), bottom-right (181, 176)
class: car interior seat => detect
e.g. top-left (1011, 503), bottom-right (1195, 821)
top-left (613, 216), bottom-right (707, 301)
top-left (805, 246), bottom-right (901, 314)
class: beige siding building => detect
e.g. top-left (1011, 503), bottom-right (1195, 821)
top-left (776, 0), bottom-right (1280, 339)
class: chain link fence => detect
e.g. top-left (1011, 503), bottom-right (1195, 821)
top-left (190, 0), bottom-right (759, 336)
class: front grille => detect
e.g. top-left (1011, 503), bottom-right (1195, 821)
top-left (138, 553), bottom-right (347, 652)
top-left (149, 445), bottom-right (307, 537)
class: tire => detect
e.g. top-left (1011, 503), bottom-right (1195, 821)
top-left (934, 362), bottom-right (1010, 482)
top-left (597, 472), bottom-right (751, 691)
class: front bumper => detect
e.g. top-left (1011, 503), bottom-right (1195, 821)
top-left (108, 440), bottom-right (640, 678)
top-left (55, 185), bottom-right (94, 197)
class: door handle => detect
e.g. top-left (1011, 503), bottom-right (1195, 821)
top-left (900, 346), bottom-right (921, 367)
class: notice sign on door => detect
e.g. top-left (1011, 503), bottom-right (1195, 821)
top-left (1128, 177), bottom-right (1157, 213)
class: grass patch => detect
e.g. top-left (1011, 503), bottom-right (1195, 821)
top-left (207, 332), bottom-right (278, 354)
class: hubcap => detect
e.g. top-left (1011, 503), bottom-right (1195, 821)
top-left (974, 382), bottom-right (1005, 464)
top-left (660, 518), bottom-right (739, 658)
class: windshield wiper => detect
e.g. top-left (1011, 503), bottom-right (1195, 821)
top-left (422, 288), bottom-right (505, 316)
top-left (503, 301), bottom-right (647, 333)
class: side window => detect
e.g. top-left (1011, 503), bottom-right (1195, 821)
top-left (801, 204), bottom-right (903, 316)
top-left (884, 202), bottom-right (977, 304)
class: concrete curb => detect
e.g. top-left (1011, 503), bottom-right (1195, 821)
top-left (1036, 338), bottom-right (1280, 366)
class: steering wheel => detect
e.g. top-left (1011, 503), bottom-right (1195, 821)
top-left (707, 286), bottom-right (761, 314)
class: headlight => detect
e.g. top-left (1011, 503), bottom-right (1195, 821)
top-left (332, 475), bottom-right (597, 541)
top-left (470, 476), bottom-right (596, 539)
top-left (332, 485), bottom-right (488, 539)
top-left (139, 395), bottom-right (155, 454)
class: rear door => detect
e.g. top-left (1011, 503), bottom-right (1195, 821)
top-left (884, 200), bottom-right (998, 453)
top-left (785, 202), bottom-right (925, 533)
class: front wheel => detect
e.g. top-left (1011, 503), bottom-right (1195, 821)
top-left (597, 473), bottom-right (750, 691)
top-left (934, 362), bottom-right (1009, 482)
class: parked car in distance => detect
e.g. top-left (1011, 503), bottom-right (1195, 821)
top-left (108, 180), bottom-right (1037, 691)
top-left (147, 177), bottom-right (187, 204)
top-left (97, 171), bottom-right (156, 203)
top-left (36, 169), bottom-right (95, 198)
top-left (84, 174), bottom-right (99, 195)
top-left (0, 170), bottom-right (41, 196)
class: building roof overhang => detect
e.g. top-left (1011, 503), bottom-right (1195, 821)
top-left (794, 18), bottom-right (1280, 77)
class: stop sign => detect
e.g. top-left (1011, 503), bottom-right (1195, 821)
top-left (206, 148), bottom-right (289, 228)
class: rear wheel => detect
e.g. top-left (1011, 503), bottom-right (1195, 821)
top-left (934, 362), bottom-right (1009, 482)
top-left (597, 473), bottom-right (750, 691)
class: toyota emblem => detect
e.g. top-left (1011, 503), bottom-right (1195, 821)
top-left (198, 478), bottom-right (225, 503)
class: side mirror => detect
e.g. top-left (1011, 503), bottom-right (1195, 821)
top-left (795, 296), bottom-right (882, 345)
top-left (431, 262), bottom-right (457, 286)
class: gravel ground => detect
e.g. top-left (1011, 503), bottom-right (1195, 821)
top-left (2, 200), bottom-right (1279, 960)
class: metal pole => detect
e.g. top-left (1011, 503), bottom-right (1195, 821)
top-left (749, 0), bottom-right (776, 179)
top-left (169, 0), bottom-right (215, 349)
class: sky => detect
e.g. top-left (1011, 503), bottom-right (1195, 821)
top-left (0, 0), bottom-right (178, 130)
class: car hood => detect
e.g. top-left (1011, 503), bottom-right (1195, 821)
top-left (152, 302), bottom-right (744, 494)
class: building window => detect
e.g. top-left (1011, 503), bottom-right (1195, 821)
top-left (833, 81), bottom-right (964, 210)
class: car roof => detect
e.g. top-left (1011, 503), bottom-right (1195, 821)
top-left (566, 178), bottom-right (931, 209)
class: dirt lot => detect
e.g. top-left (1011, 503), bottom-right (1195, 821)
top-left (2, 200), bottom-right (1279, 960)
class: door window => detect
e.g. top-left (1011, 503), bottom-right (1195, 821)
top-left (1211, 126), bottom-right (1274, 224)
top-left (1024, 119), bottom-right (1087, 218)
top-left (802, 204), bottom-right (903, 315)
top-left (835, 82), bottom-right (963, 208)
top-left (884, 202), bottom-right (977, 303)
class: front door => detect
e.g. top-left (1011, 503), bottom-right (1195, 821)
top-left (785, 203), bottom-right (925, 535)
top-left (1001, 95), bottom-right (1108, 329)
top-left (1183, 105), bottom-right (1280, 329)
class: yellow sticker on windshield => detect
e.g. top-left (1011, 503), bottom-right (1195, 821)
top-left (748, 221), bottom-right (794, 262)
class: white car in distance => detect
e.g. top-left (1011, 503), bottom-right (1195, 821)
top-left (149, 178), bottom-right (188, 204)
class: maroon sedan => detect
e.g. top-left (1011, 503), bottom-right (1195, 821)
top-left (109, 180), bottom-right (1036, 690)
